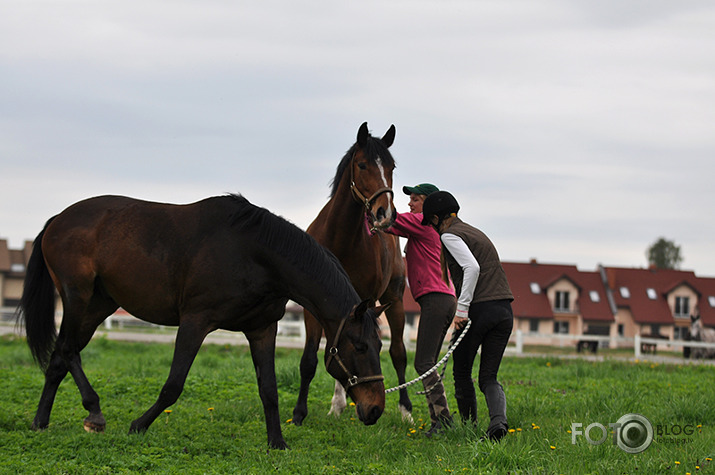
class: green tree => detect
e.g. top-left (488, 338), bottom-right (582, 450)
top-left (646, 237), bottom-right (683, 269)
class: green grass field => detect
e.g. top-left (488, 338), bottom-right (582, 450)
top-left (1, 333), bottom-right (713, 474)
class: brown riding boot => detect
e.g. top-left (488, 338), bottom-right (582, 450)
top-left (423, 373), bottom-right (452, 437)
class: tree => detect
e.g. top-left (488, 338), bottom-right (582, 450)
top-left (646, 237), bottom-right (683, 270)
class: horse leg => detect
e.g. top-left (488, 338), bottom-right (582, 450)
top-left (328, 381), bottom-right (348, 417)
top-left (32, 293), bottom-right (116, 432)
top-left (292, 310), bottom-right (322, 425)
top-left (246, 322), bottom-right (288, 450)
top-left (129, 318), bottom-right (209, 434)
top-left (383, 295), bottom-right (413, 422)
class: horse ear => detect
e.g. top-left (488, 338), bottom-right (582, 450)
top-left (354, 299), bottom-right (371, 319)
top-left (381, 125), bottom-right (396, 148)
top-left (357, 122), bottom-right (369, 147)
top-left (371, 302), bottom-right (392, 319)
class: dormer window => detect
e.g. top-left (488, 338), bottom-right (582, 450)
top-left (620, 287), bottom-right (630, 298)
top-left (530, 282), bottom-right (540, 294)
top-left (674, 296), bottom-right (690, 318)
top-left (11, 263), bottom-right (25, 272)
top-left (589, 290), bottom-right (600, 302)
top-left (554, 291), bottom-right (570, 312)
top-left (646, 288), bottom-right (657, 300)
top-left (709, 296), bottom-right (715, 307)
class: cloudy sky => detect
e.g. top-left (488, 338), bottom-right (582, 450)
top-left (2, 1), bottom-right (714, 276)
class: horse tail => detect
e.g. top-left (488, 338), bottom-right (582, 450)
top-left (16, 217), bottom-right (58, 372)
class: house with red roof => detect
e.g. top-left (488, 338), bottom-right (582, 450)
top-left (502, 260), bottom-right (615, 345)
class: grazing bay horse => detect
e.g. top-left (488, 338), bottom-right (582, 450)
top-left (17, 194), bottom-right (386, 449)
top-left (292, 122), bottom-right (411, 425)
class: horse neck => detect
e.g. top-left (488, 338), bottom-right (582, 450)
top-left (316, 174), bottom-right (369, 248)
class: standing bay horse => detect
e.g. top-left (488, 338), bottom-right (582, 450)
top-left (292, 122), bottom-right (411, 425)
top-left (17, 194), bottom-right (387, 449)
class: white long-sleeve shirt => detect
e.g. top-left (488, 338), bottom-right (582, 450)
top-left (441, 233), bottom-right (480, 317)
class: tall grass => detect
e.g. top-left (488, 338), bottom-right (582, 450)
top-left (0, 333), bottom-right (713, 474)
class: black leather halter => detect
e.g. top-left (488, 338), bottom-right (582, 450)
top-left (325, 316), bottom-right (384, 389)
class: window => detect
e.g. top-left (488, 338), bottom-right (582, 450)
top-left (620, 287), bottom-right (630, 298)
top-left (554, 291), bottom-right (570, 312)
top-left (646, 288), bottom-right (657, 300)
top-left (674, 327), bottom-right (688, 340)
top-left (530, 282), bottom-right (540, 294)
top-left (554, 321), bottom-right (569, 334)
top-left (674, 296), bottom-right (690, 318)
top-left (589, 290), bottom-right (600, 302)
top-left (529, 319), bottom-right (539, 333)
top-left (617, 324), bottom-right (624, 337)
top-left (709, 296), bottom-right (715, 307)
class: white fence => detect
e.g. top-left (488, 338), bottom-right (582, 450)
top-left (506, 329), bottom-right (715, 359)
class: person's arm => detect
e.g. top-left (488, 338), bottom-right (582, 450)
top-left (441, 233), bottom-right (480, 319)
top-left (385, 212), bottom-right (422, 238)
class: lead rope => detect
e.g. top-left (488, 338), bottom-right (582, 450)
top-left (385, 318), bottom-right (471, 394)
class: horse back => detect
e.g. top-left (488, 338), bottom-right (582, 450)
top-left (41, 195), bottom-right (274, 327)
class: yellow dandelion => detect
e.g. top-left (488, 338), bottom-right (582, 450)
top-left (517, 428), bottom-right (522, 432)
top-left (208, 407), bottom-right (214, 411)
top-left (550, 445), bottom-right (556, 450)
top-left (164, 409), bottom-right (172, 414)
top-left (567, 430), bottom-right (571, 434)
top-left (546, 362), bottom-right (551, 367)
top-left (349, 402), bottom-right (356, 407)
top-left (286, 418), bottom-right (293, 423)
top-left (706, 458), bottom-right (712, 462)
top-left (697, 424), bottom-right (702, 428)
top-left (508, 429), bottom-right (515, 434)
top-left (675, 461), bottom-right (681, 465)
top-left (410, 429), bottom-right (417, 434)
top-left (696, 466), bottom-right (700, 470)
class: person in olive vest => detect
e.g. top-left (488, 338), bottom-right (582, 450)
top-left (421, 190), bottom-right (514, 441)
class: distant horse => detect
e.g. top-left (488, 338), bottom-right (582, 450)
top-left (639, 333), bottom-right (667, 354)
top-left (690, 314), bottom-right (715, 359)
top-left (292, 122), bottom-right (411, 425)
top-left (17, 194), bottom-right (387, 449)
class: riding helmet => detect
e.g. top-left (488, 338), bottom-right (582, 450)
top-left (421, 191), bottom-right (460, 225)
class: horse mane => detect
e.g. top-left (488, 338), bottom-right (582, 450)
top-left (225, 194), bottom-right (358, 318)
top-left (330, 135), bottom-right (396, 198)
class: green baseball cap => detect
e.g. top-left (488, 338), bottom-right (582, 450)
top-left (402, 183), bottom-right (439, 196)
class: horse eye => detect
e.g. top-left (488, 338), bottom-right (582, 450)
top-left (354, 342), bottom-right (368, 353)
top-left (357, 162), bottom-right (367, 170)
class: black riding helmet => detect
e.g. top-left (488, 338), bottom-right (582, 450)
top-left (421, 190), bottom-right (460, 226)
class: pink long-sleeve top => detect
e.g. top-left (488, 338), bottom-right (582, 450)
top-left (387, 212), bottom-right (455, 300)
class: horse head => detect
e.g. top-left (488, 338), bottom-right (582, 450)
top-left (324, 299), bottom-right (386, 425)
top-left (350, 122), bottom-right (397, 230)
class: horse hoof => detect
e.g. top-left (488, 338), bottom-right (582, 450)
top-left (83, 421), bottom-right (106, 433)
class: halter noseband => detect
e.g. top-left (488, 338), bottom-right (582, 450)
top-left (349, 153), bottom-right (394, 231)
top-left (325, 315), bottom-right (384, 389)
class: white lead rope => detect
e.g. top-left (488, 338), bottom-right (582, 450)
top-left (385, 318), bottom-right (471, 394)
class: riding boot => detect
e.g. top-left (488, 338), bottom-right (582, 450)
top-left (483, 382), bottom-right (508, 441)
top-left (454, 380), bottom-right (477, 425)
top-left (423, 373), bottom-right (452, 437)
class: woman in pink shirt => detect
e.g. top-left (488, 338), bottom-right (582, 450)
top-left (386, 183), bottom-right (456, 436)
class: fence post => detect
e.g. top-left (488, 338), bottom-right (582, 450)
top-left (515, 329), bottom-right (523, 354)
top-left (634, 334), bottom-right (641, 359)
top-left (104, 316), bottom-right (112, 330)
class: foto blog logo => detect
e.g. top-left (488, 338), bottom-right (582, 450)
top-left (571, 413), bottom-right (653, 454)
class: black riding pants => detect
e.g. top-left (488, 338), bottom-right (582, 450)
top-left (452, 299), bottom-right (513, 400)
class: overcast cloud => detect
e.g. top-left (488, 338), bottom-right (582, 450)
top-left (1, 0), bottom-right (714, 275)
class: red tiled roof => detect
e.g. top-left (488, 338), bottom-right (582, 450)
top-left (694, 276), bottom-right (715, 327)
top-left (502, 261), bottom-right (613, 322)
top-left (602, 267), bottom-right (697, 325)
